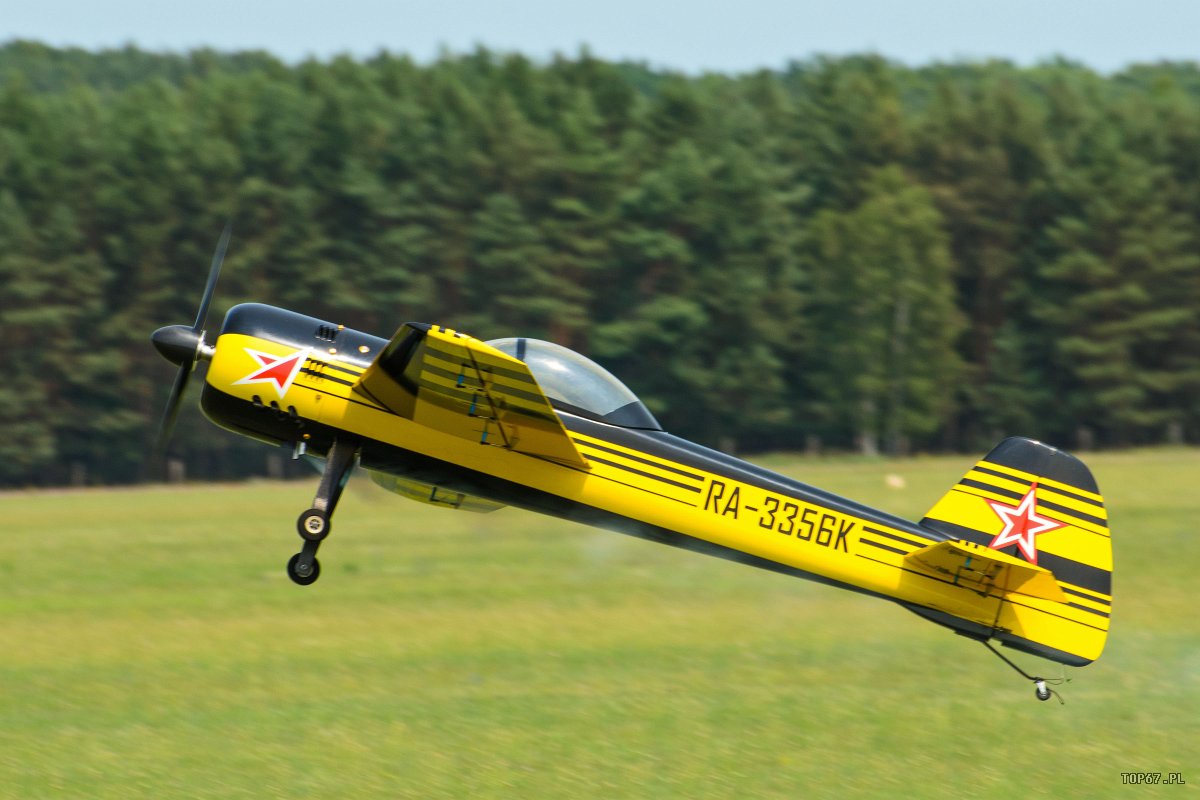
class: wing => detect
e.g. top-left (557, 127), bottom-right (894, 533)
top-left (903, 539), bottom-right (1067, 603)
top-left (353, 323), bottom-right (588, 468)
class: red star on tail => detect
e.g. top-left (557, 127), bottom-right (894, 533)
top-left (986, 483), bottom-right (1065, 564)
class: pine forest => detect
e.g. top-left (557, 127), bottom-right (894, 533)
top-left (1, 41), bottom-right (1198, 485)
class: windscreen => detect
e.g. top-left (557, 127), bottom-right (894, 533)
top-left (486, 337), bottom-right (660, 429)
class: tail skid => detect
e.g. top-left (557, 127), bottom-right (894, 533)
top-left (982, 640), bottom-right (1070, 703)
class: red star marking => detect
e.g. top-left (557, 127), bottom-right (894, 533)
top-left (233, 348), bottom-right (309, 398)
top-left (986, 483), bottom-right (1065, 564)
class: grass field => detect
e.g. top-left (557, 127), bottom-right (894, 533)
top-left (2, 449), bottom-right (1196, 798)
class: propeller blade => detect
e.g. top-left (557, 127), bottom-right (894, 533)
top-left (192, 221), bottom-right (232, 333)
top-left (154, 362), bottom-right (192, 461)
top-left (151, 222), bottom-right (233, 474)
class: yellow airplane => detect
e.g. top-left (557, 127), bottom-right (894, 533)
top-left (153, 232), bottom-right (1112, 701)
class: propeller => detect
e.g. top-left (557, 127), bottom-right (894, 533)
top-left (151, 222), bottom-right (232, 461)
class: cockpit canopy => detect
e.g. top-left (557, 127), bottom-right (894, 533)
top-left (486, 338), bottom-right (661, 430)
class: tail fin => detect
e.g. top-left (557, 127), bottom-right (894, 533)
top-left (914, 437), bottom-right (1112, 666)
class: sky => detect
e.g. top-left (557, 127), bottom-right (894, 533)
top-left (2, 0), bottom-right (1199, 74)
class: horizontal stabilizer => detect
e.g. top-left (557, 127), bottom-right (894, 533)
top-left (904, 539), bottom-right (1067, 603)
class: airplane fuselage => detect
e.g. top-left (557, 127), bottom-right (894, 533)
top-left (198, 303), bottom-right (1111, 667)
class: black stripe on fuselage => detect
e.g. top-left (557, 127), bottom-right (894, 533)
top-left (859, 538), bottom-right (908, 556)
top-left (862, 525), bottom-right (931, 550)
top-left (581, 453), bottom-right (703, 494)
top-left (572, 438), bottom-right (706, 482)
top-left (549, 450), bottom-right (697, 507)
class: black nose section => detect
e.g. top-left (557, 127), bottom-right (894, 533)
top-left (151, 324), bottom-right (202, 366)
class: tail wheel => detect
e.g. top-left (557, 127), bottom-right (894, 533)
top-left (287, 553), bottom-right (321, 586)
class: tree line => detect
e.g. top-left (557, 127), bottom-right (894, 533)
top-left (1, 40), bottom-right (1198, 486)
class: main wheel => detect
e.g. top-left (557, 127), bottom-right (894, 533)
top-left (297, 507), bottom-right (330, 542)
top-left (1035, 682), bottom-right (1051, 701)
top-left (287, 553), bottom-right (321, 586)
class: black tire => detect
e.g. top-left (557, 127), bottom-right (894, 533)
top-left (297, 507), bottom-right (330, 542)
top-left (287, 553), bottom-right (321, 586)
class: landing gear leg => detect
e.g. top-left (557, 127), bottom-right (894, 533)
top-left (287, 436), bottom-right (358, 586)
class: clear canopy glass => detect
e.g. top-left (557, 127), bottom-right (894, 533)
top-left (486, 337), bottom-right (660, 430)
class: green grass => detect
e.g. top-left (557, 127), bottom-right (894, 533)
top-left (2, 449), bottom-right (1196, 799)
